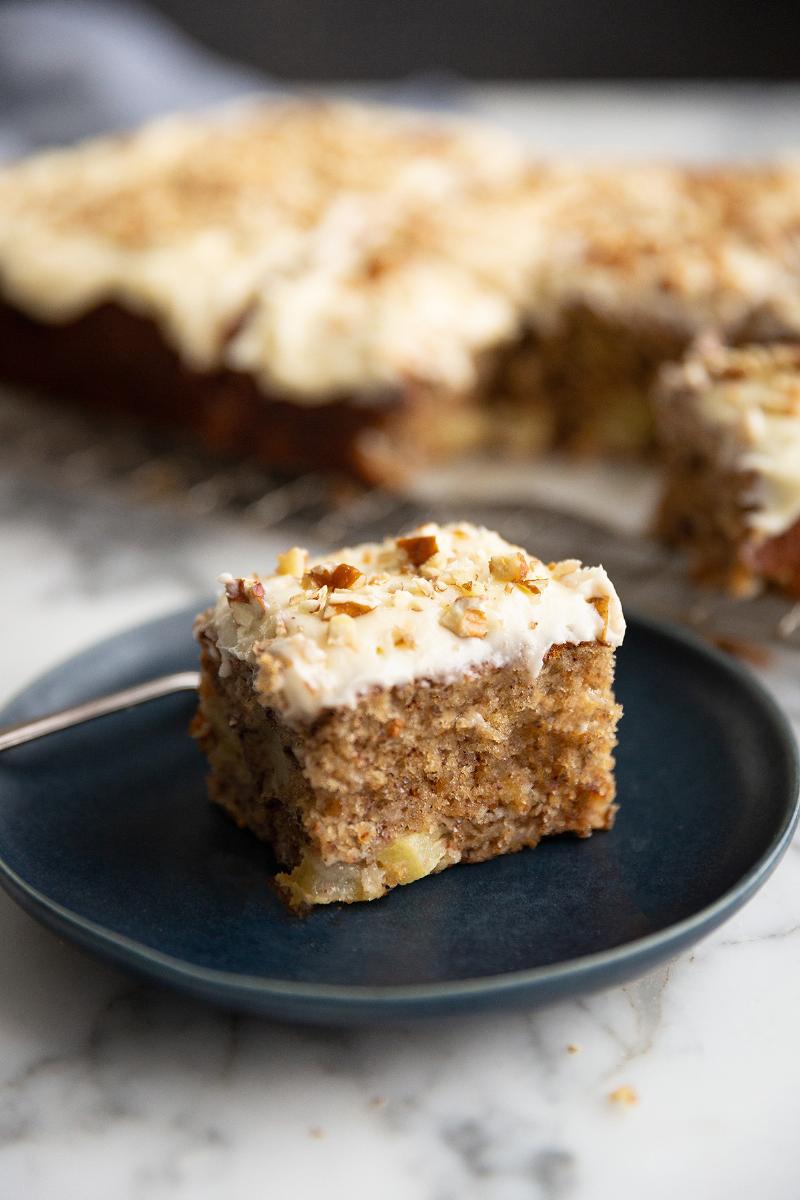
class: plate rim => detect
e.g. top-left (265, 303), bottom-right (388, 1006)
top-left (0, 607), bottom-right (797, 1009)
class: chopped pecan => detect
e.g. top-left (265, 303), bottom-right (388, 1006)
top-left (224, 576), bottom-right (265, 613)
top-left (589, 594), bottom-right (610, 639)
top-left (276, 547), bottom-right (308, 577)
top-left (328, 599), bottom-right (375, 618)
top-left (330, 562), bottom-right (365, 589)
top-left (392, 626), bottom-right (416, 650)
top-left (515, 579), bottom-right (546, 596)
top-left (440, 597), bottom-right (489, 638)
top-left (548, 559), bottom-right (582, 580)
top-left (303, 561), bottom-right (364, 590)
top-left (608, 1085), bottom-right (638, 1107)
top-left (490, 552), bottom-right (528, 583)
top-left (397, 534), bottom-right (439, 567)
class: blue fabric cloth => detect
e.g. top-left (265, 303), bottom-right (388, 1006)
top-left (0, 0), bottom-right (267, 158)
top-left (0, 1), bottom-right (466, 161)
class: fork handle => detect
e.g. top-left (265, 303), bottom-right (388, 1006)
top-left (0, 671), bottom-right (200, 753)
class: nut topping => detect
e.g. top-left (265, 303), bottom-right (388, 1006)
top-left (327, 599), bottom-right (376, 618)
top-left (304, 561), bottom-right (365, 590)
top-left (224, 576), bottom-right (265, 607)
top-left (330, 562), bottom-right (365, 589)
top-left (548, 559), bottom-right (582, 579)
top-left (440, 597), bottom-right (489, 638)
top-left (207, 522), bottom-right (623, 722)
top-left (589, 595), bottom-right (610, 639)
top-left (392, 626), bottom-right (416, 649)
top-left (515, 577), bottom-right (548, 596)
top-left (397, 534), bottom-right (439, 566)
top-left (276, 547), bottom-right (309, 578)
top-left (490, 552), bottom-right (528, 582)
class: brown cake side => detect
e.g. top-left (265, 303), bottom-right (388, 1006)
top-left (0, 299), bottom-right (478, 485)
top-left (0, 294), bottom-right (696, 481)
top-left (520, 305), bottom-right (689, 455)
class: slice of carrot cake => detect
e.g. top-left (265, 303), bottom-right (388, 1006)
top-left (192, 522), bottom-right (625, 907)
top-left (654, 335), bottom-right (800, 597)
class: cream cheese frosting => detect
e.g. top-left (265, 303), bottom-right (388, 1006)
top-left (662, 338), bottom-right (800, 537)
top-left (202, 522), bottom-right (625, 722)
top-left (5, 100), bottom-right (800, 402)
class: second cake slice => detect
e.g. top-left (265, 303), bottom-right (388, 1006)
top-left (655, 336), bottom-right (800, 597)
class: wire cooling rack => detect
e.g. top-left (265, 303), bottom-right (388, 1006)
top-left (2, 386), bottom-right (799, 657)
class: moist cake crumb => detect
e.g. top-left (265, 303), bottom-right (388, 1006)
top-left (608, 1085), bottom-right (639, 1107)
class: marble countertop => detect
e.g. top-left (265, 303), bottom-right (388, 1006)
top-left (2, 84), bottom-right (800, 1200)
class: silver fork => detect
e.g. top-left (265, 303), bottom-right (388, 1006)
top-left (0, 672), bottom-right (200, 753)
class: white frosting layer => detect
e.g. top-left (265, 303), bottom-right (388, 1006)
top-left (4, 101), bottom-right (800, 402)
top-left (202, 522), bottom-right (625, 722)
top-left (665, 339), bottom-right (800, 537)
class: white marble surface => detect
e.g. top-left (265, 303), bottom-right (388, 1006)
top-left (2, 85), bottom-right (800, 1200)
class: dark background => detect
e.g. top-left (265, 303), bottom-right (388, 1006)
top-left (148, 0), bottom-right (799, 80)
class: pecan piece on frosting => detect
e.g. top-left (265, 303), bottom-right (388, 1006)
top-left (589, 594), bottom-right (610, 639)
top-left (397, 534), bottom-right (439, 567)
top-left (276, 547), bottom-right (309, 578)
top-left (224, 576), bottom-right (265, 606)
top-left (327, 599), bottom-right (375, 618)
top-left (548, 559), bottom-right (582, 579)
top-left (330, 562), bottom-right (365, 589)
top-left (304, 561), bottom-right (365, 590)
top-left (489, 552), bottom-right (529, 583)
top-left (440, 597), bottom-right (488, 638)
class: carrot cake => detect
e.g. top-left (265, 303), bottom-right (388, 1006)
top-left (655, 335), bottom-right (800, 597)
top-left (4, 100), bottom-right (800, 482)
top-left (192, 521), bottom-right (625, 907)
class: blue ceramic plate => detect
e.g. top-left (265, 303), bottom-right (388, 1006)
top-left (0, 607), bottom-right (797, 1024)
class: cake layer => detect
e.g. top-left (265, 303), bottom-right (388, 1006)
top-left (0, 299), bottom-right (437, 483)
top-left (195, 640), bottom-right (621, 906)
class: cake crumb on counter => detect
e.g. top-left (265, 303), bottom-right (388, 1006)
top-left (608, 1085), bottom-right (639, 1107)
